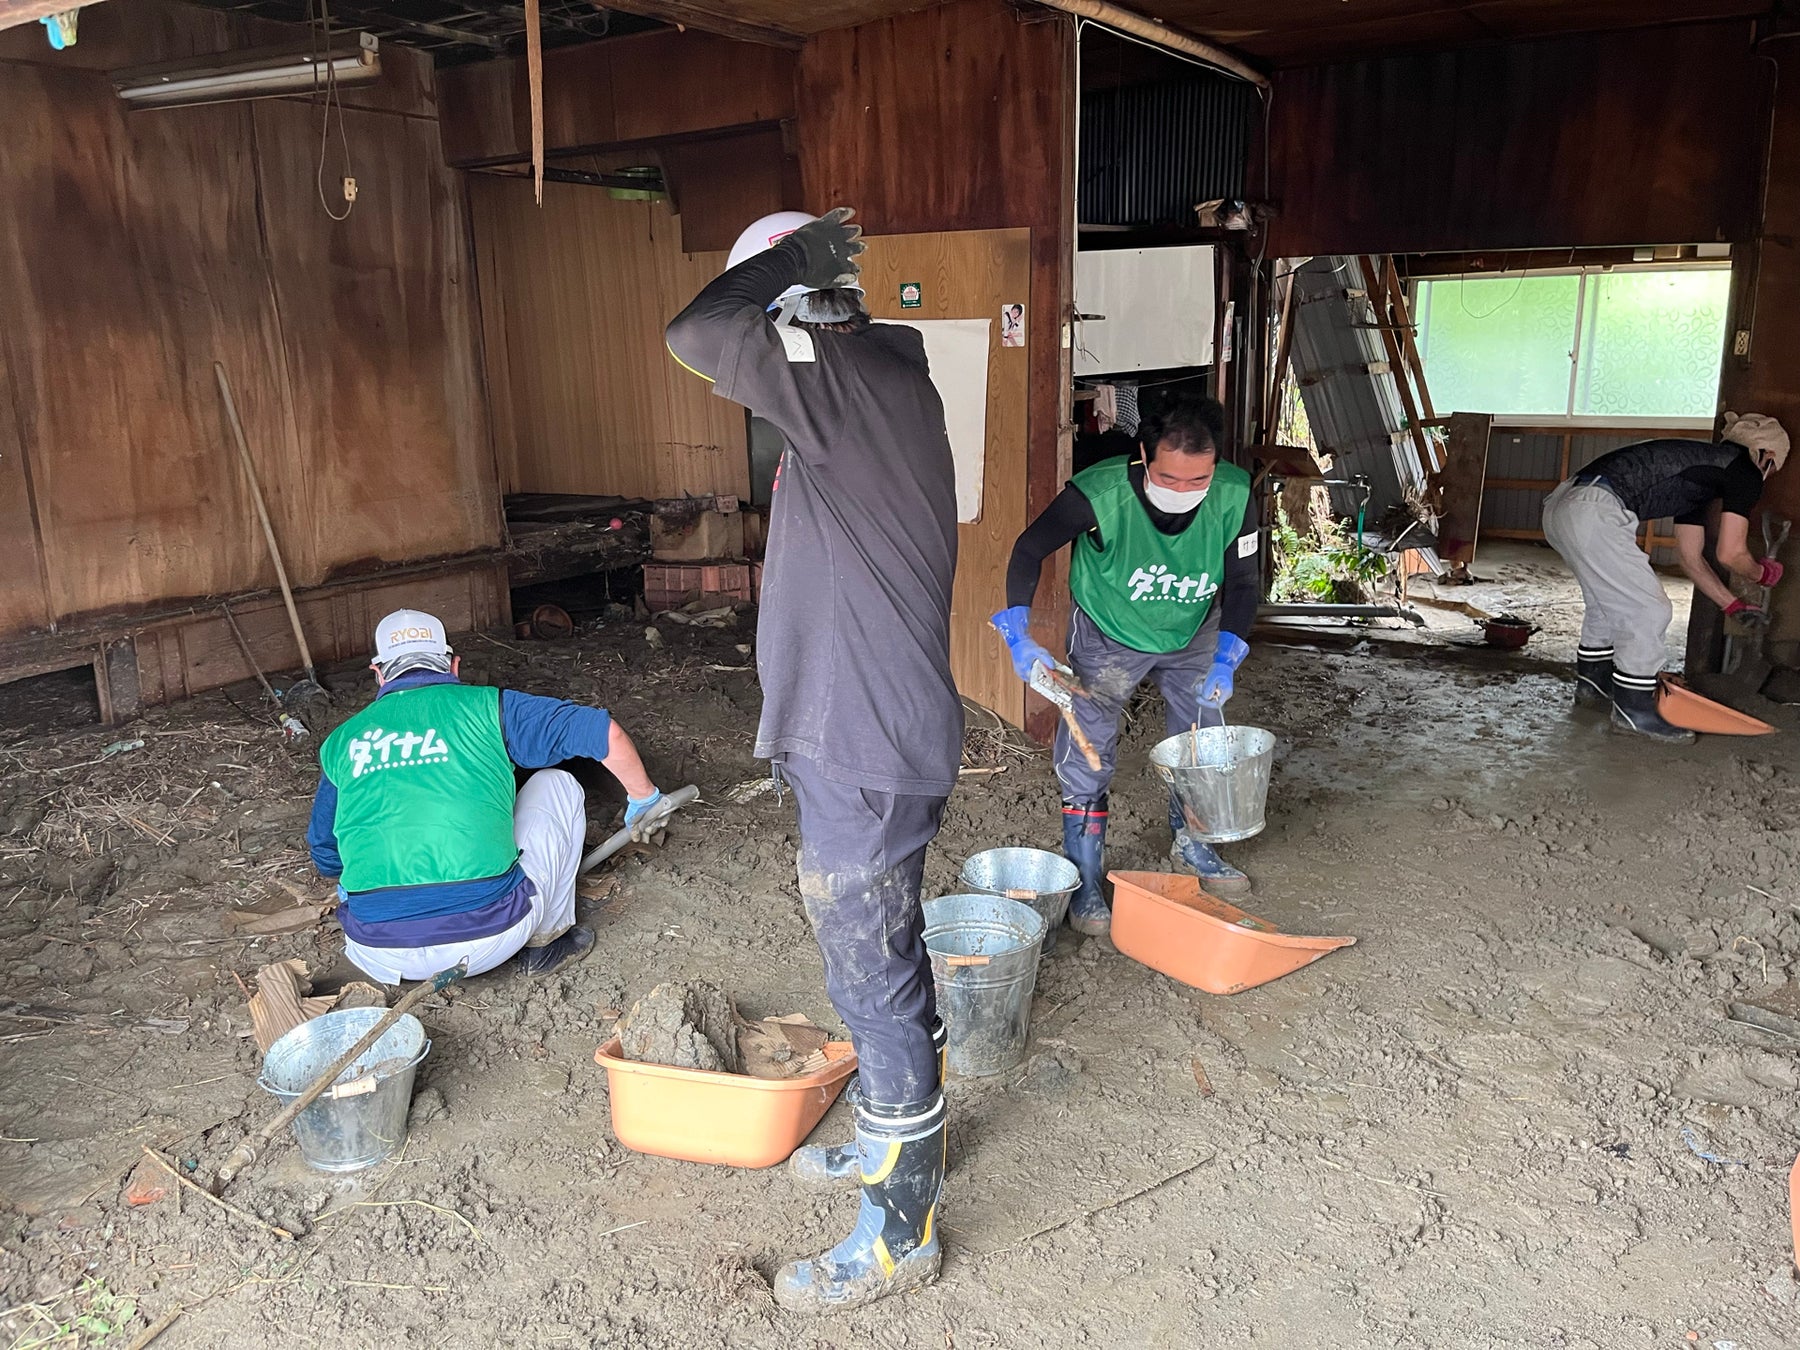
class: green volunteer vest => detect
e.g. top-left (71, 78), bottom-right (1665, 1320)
top-left (320, 683), bottom-right (520, 893)
top-left (1068, 456), bottom-right (1252, 654)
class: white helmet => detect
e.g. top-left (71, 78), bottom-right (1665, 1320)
top-left (728, 211), bottom-right (864, 318)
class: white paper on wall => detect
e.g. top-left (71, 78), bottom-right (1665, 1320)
top-left (1073, 245), bottom-right (1216, 377)
top-left (876, 318), bottom-right (992, 523)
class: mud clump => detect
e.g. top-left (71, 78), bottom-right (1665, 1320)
top-left (617, 980), bottom-right (742, 1073)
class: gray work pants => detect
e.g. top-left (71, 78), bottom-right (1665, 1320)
top-left (1053, 604), bottom-right (1223, 806)
top-left (777, 754), bottom-right (946, 1105)
top-left (1540, 480), bottom-right (1674, 678)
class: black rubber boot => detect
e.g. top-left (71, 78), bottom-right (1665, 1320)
top-left (773, 1092), bottom-right (947, 1312)
top-left (1609, 673), bottom-right (1694, 744)
top-left (517, 925), bottom-right (595, 976)
top-left (1062, 801), bottom-right (1111, 936)
top-left (1574, 646), bottom-right (1615, 710)
top-left (790, 1021), bottom-right (946, 1188)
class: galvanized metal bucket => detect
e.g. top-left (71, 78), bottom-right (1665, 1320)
top-left (959, 847), bottom-right (1080, 955)
top-left (258, 1007), bottom-right (430, 1173)
top-left (1151, 725), bottom-right (1277, 844)
top-left (922, 894), bottom-right (1047, 1079)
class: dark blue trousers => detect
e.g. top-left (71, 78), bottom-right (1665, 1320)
top-left (779, 755), bottom-right (946, 1105)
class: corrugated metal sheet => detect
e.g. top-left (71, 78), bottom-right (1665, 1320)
top-left (1482, 428), bottom-right (1683, 562)
top-left (1289, 257), bottom-right (1439, 549)
top-left (1079, 74), bottom-right (1256, 227)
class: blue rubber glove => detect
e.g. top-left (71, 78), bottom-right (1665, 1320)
top-left (1197, 633), bottom-right (1250, 710)
top-left (990, 606), bottom-right (1055, 683)
top-left (625, 788), bottom-right (674, 842)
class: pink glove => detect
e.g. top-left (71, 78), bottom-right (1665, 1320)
top-left (1727, 598), bottom-right (1768, 628)
top-left (1758, 557), bottom-right (1785, 588)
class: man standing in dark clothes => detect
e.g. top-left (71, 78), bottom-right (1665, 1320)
top-left (665, 208), bottom-right (962, 1312)
top-left (1541, 413), bottom-right (1788, 743)
top-left (993, 397), bottom-right (1260, 935)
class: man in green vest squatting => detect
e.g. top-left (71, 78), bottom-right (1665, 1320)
top-left (992, 396), bottom-right (1260, 936)
top-left (307, 610), bottom-right (678, 984)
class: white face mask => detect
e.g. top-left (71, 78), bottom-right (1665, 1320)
top-left (1142, 477), bottom-right (1210, 513)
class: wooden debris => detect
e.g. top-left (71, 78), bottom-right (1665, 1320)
top-left (246, 961), bottom-right (387, 1053)
top-left (1190, 1057), bottom-right (1215, 1098)
top-left (222, 895), bottom-right (334, 937)
top-left (737, 1013), bottom-right (833, 1080)
top-left (138, 1147), bottom-right (296, 1242)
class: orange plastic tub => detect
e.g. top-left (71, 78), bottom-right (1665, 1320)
top-left (1108, 871), bottom-right (1356, 995)
top-left (593, 1037), bottom-right (856, 1168)
top-left (1657, 676), bottom-right (1775, 736)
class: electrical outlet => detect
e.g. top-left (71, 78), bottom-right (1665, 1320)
top-left (1733, 329), bottom-right (1751, 357)
top-left (343, 176), bottom-right (358, 204)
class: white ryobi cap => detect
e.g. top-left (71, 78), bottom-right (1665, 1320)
top-left (373, 609), bottom-right (450, 665)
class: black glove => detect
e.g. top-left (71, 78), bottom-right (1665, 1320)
top-left (786, 207), bottom-right (865, 291)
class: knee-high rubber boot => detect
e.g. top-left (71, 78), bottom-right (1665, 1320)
top-left (789, 1020), bottom-right (946, 1188)
top-left (1610, 671), bottom-right (1694, 744)
top-left (1574, 646), bottom-right (1614, 710)
top-left (1169, 794), bottom-right (1251, 898)
top-left (773, 1092), bottom-right (947, 1312)
top-left (1062, 800), bottom-right (1110, 937)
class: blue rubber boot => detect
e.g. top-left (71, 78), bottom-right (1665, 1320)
top-left (1062, 801), bottom-right (1111, 937)
top-left (789, 1021), bottom-right (946, 1189)
top-left (773, 1092), bottom-right (947, 1312)
top-left (1168, 794), bottom-right (1251, 898)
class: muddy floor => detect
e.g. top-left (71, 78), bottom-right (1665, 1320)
top-left (3, 581), bottom-right (1799, 1349)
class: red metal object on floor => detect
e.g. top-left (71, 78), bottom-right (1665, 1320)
top-left (1108, 870), bottom-right (1356, 995)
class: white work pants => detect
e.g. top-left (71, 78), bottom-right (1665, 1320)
top-left (343, 769), bottom-right (587, 984)
top-left (1541, 480), bottom-right (1675, 678)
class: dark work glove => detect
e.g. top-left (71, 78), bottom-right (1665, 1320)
top-left (786, 207), bottom-right (865, 292)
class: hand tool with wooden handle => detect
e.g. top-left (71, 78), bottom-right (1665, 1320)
top-left (212, 959), bottom-right (468, 1192)
top-left (580, 784), bottom-right (702, 874)
top-left (215, 361), bottom-right (325, 701)
top-left (1030, 660), bottom-right (1102, 772)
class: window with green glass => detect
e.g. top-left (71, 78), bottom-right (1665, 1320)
top-left (1415, 268), bottom-right (1729, 421)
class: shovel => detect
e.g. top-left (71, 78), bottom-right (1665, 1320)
top-left (1731, 514), bottom-right (1790, 694)
top-left (580, 784), bottom-right (702, 873)
top-left (1031, 660), bottom-right (1102, 771)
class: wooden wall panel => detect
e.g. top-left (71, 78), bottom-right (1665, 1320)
top-left (1264, 21), bottom-right (1766, 257)
top-left (0, 63), bottom-right (287, 622)
top-left (252, 102), bottom-right (497, 582)
top-left (0, 349), bottom-right (50, 635)
top-left (468, 179), bottom-right (749, 500)
top-left (0, 0), bottom-right (498, 645)
top-left (861, 229), bottom-right (1031, 728)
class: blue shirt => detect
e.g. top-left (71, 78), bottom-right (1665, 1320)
top-left (307, 671), bottom-right (611, 947)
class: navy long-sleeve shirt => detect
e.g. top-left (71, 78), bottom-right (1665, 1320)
top-left (308, 671), bottom-right (612, 945)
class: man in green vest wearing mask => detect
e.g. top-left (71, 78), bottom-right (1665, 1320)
top-left (307, 610), bottom-right (676, 984)
top-left (992, 396), bottom-right (1259, 937)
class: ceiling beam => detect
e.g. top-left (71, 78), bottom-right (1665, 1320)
top-left (588, 0), bottom-right (803, 48)
top-left (1036, 0), bottom-right (1268, 86)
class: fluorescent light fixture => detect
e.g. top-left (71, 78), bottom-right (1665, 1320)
top-left (112, 33), bottom-right (380, 110)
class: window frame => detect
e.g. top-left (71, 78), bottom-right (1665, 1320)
top-left (1410, 262), bottom-right (1730, 432)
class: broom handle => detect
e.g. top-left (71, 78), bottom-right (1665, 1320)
top-left (215, 362), bottom-right (316, 680)
top-left (213, 960), bottom-right (467, 1192)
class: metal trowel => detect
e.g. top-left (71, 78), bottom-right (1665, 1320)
top-left (1031, 660), bottom-right (1103, 771)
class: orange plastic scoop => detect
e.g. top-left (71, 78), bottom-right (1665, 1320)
top-left (1108, 871), bottom-right (1356, 995)
top-left (593, 1037), bottom-right (855, 1168)
top-left (1791, 1152), bottom-right (1800, 1274)
top-left (1657, 675), bottom-right (1775, 736)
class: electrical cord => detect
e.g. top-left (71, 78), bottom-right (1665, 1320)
top-left (310, 0), bottom-right (355, 222)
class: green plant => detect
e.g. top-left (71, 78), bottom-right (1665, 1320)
top-left (9, 1278), bottom-right (137, 1349)
top-left (1270, 503), bottom-right (1390, 605)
